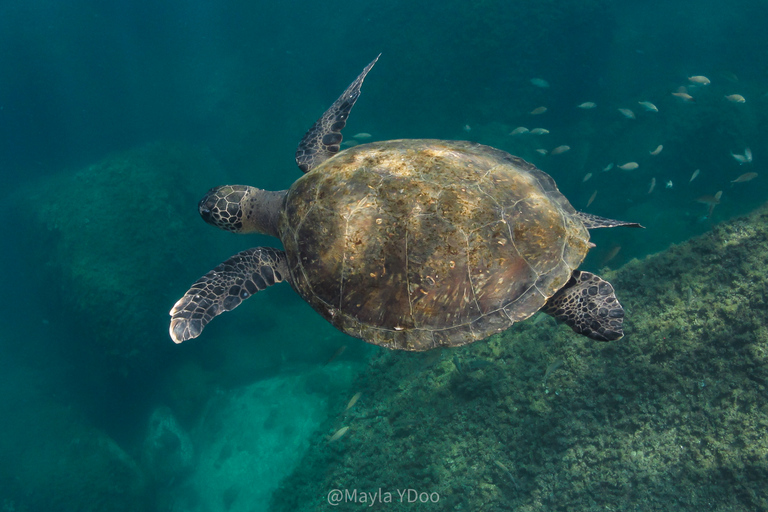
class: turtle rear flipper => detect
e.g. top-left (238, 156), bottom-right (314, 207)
top-left (169, 247), bottom-right (289, 343)
top-left (542, 270), bottom-right (625, 341)
top-left (575, 211), bottom-right (643, 229)
top-left (295, 54), bottom-right (380, 173)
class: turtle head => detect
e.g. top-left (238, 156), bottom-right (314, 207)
top-left (198, 185), bottom-right (285, 238)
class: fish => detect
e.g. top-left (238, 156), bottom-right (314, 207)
top-left (618, 108), bottom-right (636, 119)
top-left (666, 180), bottom-right (673, 189)
top-left (341, 140), bottom-right (359, 147)
top-left (602, 163), bottom-right (614, 172)
top-left (731, 152), bottom-right (748, 164)
top-left (530, 78), bottom-right (550, 88)
top-left (345, 392), bottom-right (362, 411)
top-left (689, 169), bottom-right (700, 182)
top-left (529, 128), bottom-right (550, 135)
top-left (353, 132), bottom-right (372, 139)
top-left (551, 145), bottom-right (570, 155)
top-left (582, 172), bottom-right (592, 182)
top-left (650, 145), bottom-right (663, 156)
top-left (328, 426), bottom-right (350, 443)
top-left (721, 71), bottom-right (739, 83)
top-left (672, 92), bottom-right (695, 102)
top-left (618, 162), bottom-right (639, 170)
top-left (463, 124), bottom-right (472, 132)
top-left (577, 102), bottom-right (596, 109)
top-left (494, 460), bottom-right (520, 490)
top-left (530, 106), bottom-right (547, 115)
top-left (745, 147), bottom-right (753, 163)
top-left (731, 172), bottom-right (758, 183)
top-left (535, 149), bottom-right (548, 155)
top-left (509, 126), bottom-right (529, 135)
top-left (648, 177), bottom-right (656, 194)
top-left (602, 245), bottom-right (622, 264)
top-left (725, 94), bottom-right (746, 103)
top-left (586, 190), bottom-right (598, 208)
top-left (638, 101), bottom-right (658, 112)
top-left (323, 345), bottom-right (347, 366)
top-left (697, 191), bottom-right (723, 218)
top-left (494, 460), bottom-right (511, 472)
top-left (542, 359), bottom-right (564, 387)
top-left (688, 75), bottom-right (710, 85)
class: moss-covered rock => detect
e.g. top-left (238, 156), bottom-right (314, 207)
top-left (270, 202), bottom-right (768, 511)
top-left (12, 143), bottom-right (225, 377)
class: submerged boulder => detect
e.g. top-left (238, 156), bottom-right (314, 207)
top-left (142, 405), bottom-right (195, 483)
top-left (270, 202), bottom-right (768, 512)
top-left (12, 143), bottom-right (224, 377)
top-left (0, 399), bottom-right (148, 512)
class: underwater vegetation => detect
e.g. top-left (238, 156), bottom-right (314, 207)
top-left (11, 143), bottom-right (223, 378)
top-left (270, 202), bottom-right (768, 511)
top-left (2, 1), bottom-right (767, 510)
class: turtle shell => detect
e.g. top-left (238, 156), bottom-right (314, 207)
top-left (279, 139), bottom-right (590, 350)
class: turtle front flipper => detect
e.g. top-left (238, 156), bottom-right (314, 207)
top-left (542, 270), bottom-right (625, 341)
top-left (295, 54), bottom-right (380, 173)
top-left (169, 247), bottom-right (289, 343)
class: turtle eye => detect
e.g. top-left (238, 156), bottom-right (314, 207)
top-left (198, 195), bottom-right (217, 221)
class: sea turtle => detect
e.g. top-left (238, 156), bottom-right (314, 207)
top-left (169, 55), bottom-right (642, 351)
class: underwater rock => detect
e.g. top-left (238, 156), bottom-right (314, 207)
top-left (11, 143), bottom-right (223, 377)
top-left (270, 201), bottom-right (768, 512)
top-left (0, 400), bottom-right (148, 511)
top-left (142, 405), bottom-right (195, 483)
top-left (157, 366), bottom-right (359, 512)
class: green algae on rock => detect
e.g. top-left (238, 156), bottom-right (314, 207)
top-left (270, 202), bottom-right (768, 512)
top-left (13, 143), bottom-right (222, 377)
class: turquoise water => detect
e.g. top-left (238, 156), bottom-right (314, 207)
top-left (1, 0), bottom-right (766, 510)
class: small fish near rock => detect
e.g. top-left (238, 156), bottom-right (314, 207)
top-left (345, 392), bottom-right (362, 411)
top-left (725, 94), bottom-right (746, 103)
top-left (697, 191), bottom-right (723, 218)
top-left (689, 169), bottom-right (700, 183)
top-left (328, 426), bottom-right (350, 443)
top-left (731, 172), bottom-right (758, 184)
top-left (586, 190), bottom-right (598, 208)
top-left (618, 108), bottom-right (635, 119)
top-left (688, 75), bottom-right (711, 85)
top-left (638, 101), bottom-right (658, 112)
top-left (731, 149), bottom-right (752, 164)
top-left (672, 92), bottom-right (695, 103)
